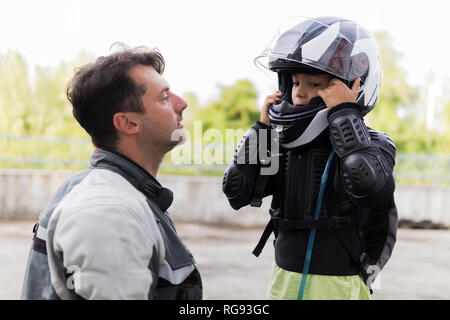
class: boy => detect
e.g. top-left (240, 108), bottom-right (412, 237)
top-left (222, 17), bottom-right (397, 300)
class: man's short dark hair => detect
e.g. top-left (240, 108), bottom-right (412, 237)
top-left (66, 43), bottom-right (165, 148)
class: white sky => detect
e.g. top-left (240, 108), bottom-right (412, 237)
top-left (1, 0), bottom-right (449, 106)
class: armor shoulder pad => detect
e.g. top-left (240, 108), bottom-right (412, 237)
top-left (369, 129), bottom-right (396, 161)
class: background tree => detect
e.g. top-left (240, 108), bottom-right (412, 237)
top-left (0, 51), bottom-right (33, 136)
top-left (367, 31), bottom-right (449, 154)
top-left (198, 80), bottom-right (260, 132)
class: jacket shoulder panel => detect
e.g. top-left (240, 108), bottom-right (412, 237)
top-left (368, 129), bottom-right (396, 161)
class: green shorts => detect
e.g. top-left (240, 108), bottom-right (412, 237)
top-left (268, 263), bottom-right (371, 300)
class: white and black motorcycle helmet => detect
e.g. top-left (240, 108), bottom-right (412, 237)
top-left (255, 16), bottom-right (381, 148)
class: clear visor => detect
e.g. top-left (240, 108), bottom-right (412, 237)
top-left (255, 16), bottom-right (375, 82)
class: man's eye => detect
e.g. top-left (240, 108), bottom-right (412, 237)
top-left (293, 82), bottom-right (300, 86)
top-left (310, 83), bottom-right (320, 87)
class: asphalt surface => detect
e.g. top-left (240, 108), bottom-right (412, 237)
top-left (0, 221), bottom-right (449, 300)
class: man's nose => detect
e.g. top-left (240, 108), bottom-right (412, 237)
top-left (173, 93), bottom-right (187, 113)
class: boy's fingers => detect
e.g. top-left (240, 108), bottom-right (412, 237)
top-left (269, 94), bottom-right (281, 99)
top-left (352, 78), bottom-right (361, 94)
top-left (329, 78), bottom-right (338, 85)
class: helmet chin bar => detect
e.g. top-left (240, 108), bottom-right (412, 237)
top-left (270, 64), bottom-right (370, 149)
top-left (280, 108), bottom-right (329, 149)
top-left (268, 93), bottom-right (329, 149)
top-left (268, 72), bottom-right (330, 149)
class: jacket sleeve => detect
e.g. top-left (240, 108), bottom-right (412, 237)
top-left (49, 203), bottom-right (160, 299)
top-left (222, 121), bottom-right (276, 210)
top-left (328, 103), bottom-right (396, 208)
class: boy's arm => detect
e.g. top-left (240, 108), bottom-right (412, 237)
top-left (222, 121), bottom-right (275, 210)
top-left (327, 103), bottom-right (396, 208)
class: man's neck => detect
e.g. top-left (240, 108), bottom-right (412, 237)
top-left (113, 142), bottom-right (164, 178)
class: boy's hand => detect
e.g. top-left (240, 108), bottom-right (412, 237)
top-left (318, 78), bottom-right (360, 109)
top-left (260, 91), bottom-right (283, 126)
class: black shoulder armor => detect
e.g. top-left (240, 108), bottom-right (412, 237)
top-left (369, 129), bottom-right (396, 164)
top-left (340, 129), bottom-right (396, 207)
top-left (328, 103), bottom-right (371, 158)
top-left (327, 105), bottom-right (397, 207)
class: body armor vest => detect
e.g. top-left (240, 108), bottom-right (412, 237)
top-left (253, 130), bottom-right (396, 287)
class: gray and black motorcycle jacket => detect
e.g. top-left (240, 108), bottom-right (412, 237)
top-left (21, 148), bottom-right (202, 300)
top-left (222, 102), bottom-right (397, 288)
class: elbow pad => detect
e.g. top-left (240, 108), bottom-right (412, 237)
top-left (330, 104), bottom-right (397, 206)
top-left (340, 144), bottom-right (396, 207)
top-left (222, 163), bottom-right (258, 210)
top-left (222, 121), bottom-right (273, 210)
top-left (340, 151), bottom-right (388, 198)
top-left (328, 103), bottom-right (371, 158)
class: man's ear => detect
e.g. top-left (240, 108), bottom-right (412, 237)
top-left (113, 112), bottom-right (140, 135)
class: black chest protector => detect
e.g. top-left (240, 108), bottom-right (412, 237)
top-left (253, 130), bottom-right (394, 285)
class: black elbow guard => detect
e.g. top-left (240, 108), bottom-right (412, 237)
top-left (222, 164), bottom-right (244, 209)
top-left (340, 150), bottom-right (395, 207)
top-left (222, 163), bottom-right (258, 210)
top-left (222, 121), bottom-right (272, 210)
top-left (341, 151), bottom-right (387, 196)
top-left (328, 103), bottom-right (371, 158)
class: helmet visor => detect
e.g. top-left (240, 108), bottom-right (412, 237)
top-left (255, 16), bottom-right (373, 81)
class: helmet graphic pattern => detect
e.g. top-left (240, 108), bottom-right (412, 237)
top-left (255, 16), bottom-right (381, 115)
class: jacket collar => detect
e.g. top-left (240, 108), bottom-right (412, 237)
top-left (90, 147), bottom-right (173, 212)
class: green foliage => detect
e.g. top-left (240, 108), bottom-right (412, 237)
top-left (174, 80), bottom-right (260, 165)
top-left (195, 80), bottom-right (260, 132)
top-left (0, 50), bottom-right (95, 168)
top-left (366, 31), bottom-right (449, 154)
top-left (1, 34), bottom-right (449, 176)
top-left (0, 51), bottom-right (33, 135)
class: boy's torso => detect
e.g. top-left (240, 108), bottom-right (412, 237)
top-left (269, 137), bottom-right (363, 276)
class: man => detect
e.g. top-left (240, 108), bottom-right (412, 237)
top-left (21, 45), bottom-right (202, 300)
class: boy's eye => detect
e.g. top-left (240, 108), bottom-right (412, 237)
top-left (292, 81), bottom-right (321, 87)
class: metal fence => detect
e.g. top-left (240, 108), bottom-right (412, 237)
top-left (1, 134), bottom-right (449, 184)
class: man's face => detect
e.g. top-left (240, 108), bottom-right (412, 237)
top-left (291, 73), bottom-right (332, 106)
top-left (129, 65), bottom-right (187, 152)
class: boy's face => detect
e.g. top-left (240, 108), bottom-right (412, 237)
top-left (291, 73), bottom-right (333, 106)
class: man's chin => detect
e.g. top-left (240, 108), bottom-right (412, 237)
top-left (169, 128), bottom-right (187, 146)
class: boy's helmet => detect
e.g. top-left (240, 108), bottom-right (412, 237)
top-left (255, 17), bottom-right (381, 147)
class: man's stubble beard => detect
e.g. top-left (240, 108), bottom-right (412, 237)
top-left (141, 118), bottom-right (182, 154)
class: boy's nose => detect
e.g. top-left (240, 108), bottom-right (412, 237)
top-left (296, 85), bottom-right (307, 98)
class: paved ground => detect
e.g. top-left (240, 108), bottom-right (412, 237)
top-left (0, 221), bottom-right (449, 300)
